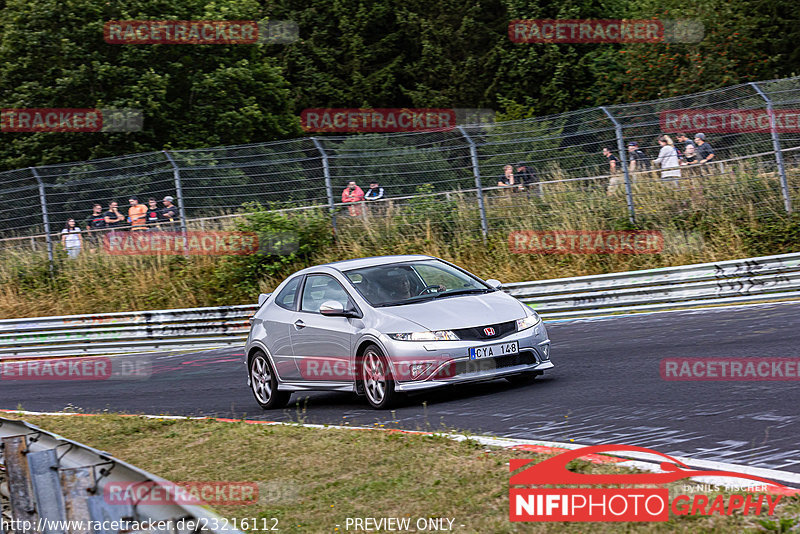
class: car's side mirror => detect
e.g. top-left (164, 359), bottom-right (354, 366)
top-left (486, 279), bottom-right (502, 289)
top-left (320, 300), bottom-right (346, 316)
top-left (320, 300), bottom-right (360, 318)
top-left (258, 293), bottom-right (270, 306)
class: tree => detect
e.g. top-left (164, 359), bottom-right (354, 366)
top-left (0, 0), bottom-right (301, 171)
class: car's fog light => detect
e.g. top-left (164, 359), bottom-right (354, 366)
top-left (541, 344), bottom-right (550, 360)
top-left (411, 363), bottom-right (427, 378)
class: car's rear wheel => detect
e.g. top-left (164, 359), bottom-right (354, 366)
top-left (250, 350), bottom-right (291, 409)
top-left (361, 345), bottom-right (397, 409)
top-left (506, 371), bottom-right (541, 386)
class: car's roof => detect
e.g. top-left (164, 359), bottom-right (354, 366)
top-left (303, 255), bottom-right (437, 273)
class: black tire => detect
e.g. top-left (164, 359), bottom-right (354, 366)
top-left (249, 350), bottom-right (291, 409)
top-left (360, 344), bottom-right (397, 409)
top-left (506, 372), bottom-right (541, 386)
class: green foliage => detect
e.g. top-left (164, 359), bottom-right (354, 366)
top-left (757, 517), bottom-right (799, 533)
top-left (268, 0), bottom-right (800, 119)
top-left (737, 214), bottom-right (800, 256)
top-left (0, 0), bottom-right (301, 171)
top-left (590, 0), bottom-right (777, 104)
top-left (404, 183), bottom-right (458, 230)
top-left (202, 204), bottom-right (333, 302)
top-left (0, 0), bottom-right (798, 178)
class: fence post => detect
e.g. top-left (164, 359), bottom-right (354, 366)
top-left (600, 106), bottom-right (636, 225)
top-left (311, 137), bottom-right (337, 234)
top-left (162, 150), bottom-right (189, 234)
top-left (456, 126), bottom-right (488, 241)
top-left (30, 167), bottom-right (54, 268)
top-left (750, 82), bottom-right (793, 215)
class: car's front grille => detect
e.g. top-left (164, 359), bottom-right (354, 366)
top-left (432, 350), bottom-right (539, 379)
top-left (452, 320), bottom-right (516, 341)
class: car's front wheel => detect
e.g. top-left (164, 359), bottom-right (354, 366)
top-left (360, 345), bottom-right (397, 409)
top-left (250, 350), bottom-right (291, 409)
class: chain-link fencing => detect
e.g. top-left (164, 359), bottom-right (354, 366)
top-left (1, 76), bottom-right (799, 261)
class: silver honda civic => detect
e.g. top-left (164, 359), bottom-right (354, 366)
top-left (244, 255), bottom-right (553, 409)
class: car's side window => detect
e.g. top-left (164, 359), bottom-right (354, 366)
top-left (275, 276), bottom-right (302, 310)
top-left (301, 274), bottom-right (351, 313)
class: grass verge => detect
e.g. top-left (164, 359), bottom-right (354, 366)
top-left (3, 414), bottom-right (798, 533)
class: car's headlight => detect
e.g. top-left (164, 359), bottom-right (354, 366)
top-left (389, 331), bottom-right (460, 341)
top-left (516, 313), bottom-right (542, 331)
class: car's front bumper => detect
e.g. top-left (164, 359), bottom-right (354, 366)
top-left (394, 359), bottom-right (553, 392)
top-left (381, 322), bottom-right (552, 392)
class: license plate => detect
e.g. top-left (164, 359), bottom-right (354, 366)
top-left (469, 341), bottom-right (518, 360)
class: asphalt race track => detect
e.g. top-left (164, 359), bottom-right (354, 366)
top-left (4, 301), bottom-right (800, 474)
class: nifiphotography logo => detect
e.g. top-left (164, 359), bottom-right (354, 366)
top-left (510, 444), bottom-right (793, 522)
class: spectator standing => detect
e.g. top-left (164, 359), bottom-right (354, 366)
top-left (603, 148), bottom-right (619, 173)
top-left (627, 142), bottom-right (651, 174)
top-left (84, 203), bottom-right (106, 250)
top-left (61, 218), bottom-right (82, 259)
top-left (364, 181), bottom-right (385, 201)
top-left (104, 201), bottom-right (125, 230)
top-left (341, 181), bottom-right (365, 217)
top-left (603, 148), bottom-right (623, 195)
top-left (145, 198), bottom-right (161, 229)
top-left (85, 203), bottom-right (106, 231)
top-left (364, 181), bottom-right (385, 216)
top-left (653, 135), bottom-right (681, 187)
top-left (127, 197), bottom-right (147, 232)
top-left (675, 133), bottom-right (696, 164)
top-left (693, 133), bottom-right (715, 173)
top-left (160, 196), bottom-right (181, 229)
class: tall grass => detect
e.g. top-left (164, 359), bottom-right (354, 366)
top-left (0, 166), bottom-right (798, 319)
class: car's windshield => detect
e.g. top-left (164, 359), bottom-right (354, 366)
top-left (344, 260), bottom-right (491, 307)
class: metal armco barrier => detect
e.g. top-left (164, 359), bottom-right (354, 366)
top-left (0, 305), bottom-right (258, 358)
top-left (0, 417), bottom-right (242, 534)
top-left (1, 252), bottom-right (799, 358)
top-left (504, 251), bottom-right (800, 318)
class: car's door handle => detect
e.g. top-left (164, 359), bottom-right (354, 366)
top-left (294, 320), bottom-right (305, 329)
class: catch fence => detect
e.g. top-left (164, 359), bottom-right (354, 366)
top-left (2, 76), bottom-right (800, 261)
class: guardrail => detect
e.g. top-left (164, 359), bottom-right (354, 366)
top-left (0, 416), bottom-right (242, 534)
top-left (1, 252), bottom-right (799, 358)
top-left (0, 306), bottom-right (257, 358)
top-left (504, 251), bottom-right (800, 318)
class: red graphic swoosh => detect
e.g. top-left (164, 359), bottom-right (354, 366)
top-left (510, 444), bottom-right (791, 489)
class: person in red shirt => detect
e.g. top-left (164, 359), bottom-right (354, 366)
top-left (341, 181), bottom-right (365, 217)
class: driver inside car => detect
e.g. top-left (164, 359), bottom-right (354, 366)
top-left (393, 270), bottom-right (445, 300)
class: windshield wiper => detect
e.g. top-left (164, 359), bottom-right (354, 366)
top-left (432, 288), bottom-right (491, 299)
top-left (374, 295), bottom-right (438, 307)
